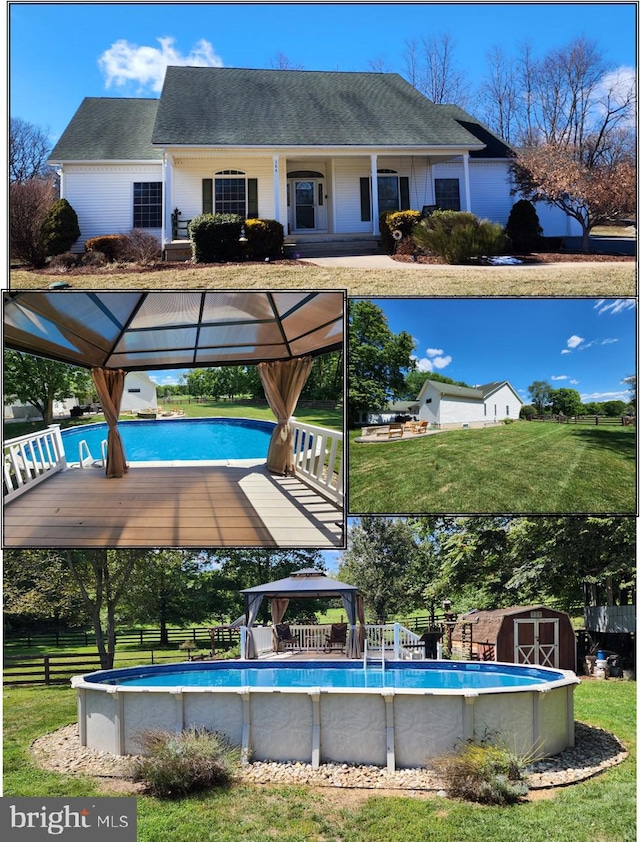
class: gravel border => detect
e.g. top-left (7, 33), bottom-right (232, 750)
top-left (30, 720), bottom-right (627, 792)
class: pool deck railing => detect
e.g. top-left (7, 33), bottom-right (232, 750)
top-left (243, 623), bottom-right (425, 660)
top-left (3, 424), bottom-right (67, 503)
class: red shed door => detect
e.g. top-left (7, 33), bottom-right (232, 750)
top-left (513, 618), bottom-right (559, 668)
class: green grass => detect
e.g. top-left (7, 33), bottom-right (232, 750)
top-left (3, 679), bottom-right (635, 841)
top-left (349, 421), bottom-right (636, 513)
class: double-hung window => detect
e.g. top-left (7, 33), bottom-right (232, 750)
top-left (215, 171), bottom-right (247, 216)
top-left (434, 178), bottom-right (461, 211)
top-left (133, 182), bottom-right (162, 228)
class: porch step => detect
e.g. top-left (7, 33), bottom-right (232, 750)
top-left (284, 238), bottom-right (382, 259)
top-left (164, 241), bottom-right (192, 262)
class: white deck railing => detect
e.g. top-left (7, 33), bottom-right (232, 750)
top-left (242, 622), bottom-right (427, 660)
top-left (290, 420), bottom-right (343, 506)
top-left (3, 425), bottom-right (68, 503)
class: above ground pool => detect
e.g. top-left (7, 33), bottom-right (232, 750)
top-left (62, 418), bottom-right (275, 463)
top-left (73, 660), bottom-right (579, 770)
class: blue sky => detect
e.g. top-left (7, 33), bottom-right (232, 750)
top-left (9, 2), bottom-right (637, 144)
top-left (362, 297), bottom-right (637, 404)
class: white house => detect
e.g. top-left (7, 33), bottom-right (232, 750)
top-left (120, 372), bottom-right (158, 414)
top-left (47, 67), bottom-right (579, 256)
top-left (416, 379), bottom-right (523, 429)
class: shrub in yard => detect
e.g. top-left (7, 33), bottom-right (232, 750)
top-left (190, 213), bottom-right (244, 263)
top-left (47, 252), bottom-right (81, 271)
top-left (505, 199), bottom-right (543, 253)
top-left (132, 727), bottom-right (242, 798)
top-left (9, 176), bottom-right (56, 267)
top-left (80, 250), bottom-right (107, 267)
top-left (413, 210), bottom-right (508, 264)
top-left (85, 234), bottom-right (129, 262)
top-left (40, 198), bottom-right (81, 256)
top-left (244, 218), bottom-right (284, 260)
top-left (433, 737), bottom-right (530, 805)
top-left (121, 229), bottom-right (162, 264)
top-left (379, 210), bottom-right (422, 254)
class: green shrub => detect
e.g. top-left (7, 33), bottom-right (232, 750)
top-left (40, 199), bottom-right (81, 256)
top-left (190, 213), bottom-right (244, 263)
top-left (413, 210), bottom-right (508, 264)
top-left (85, 234), bottom-right (129, 262)
top-left (244, 218), bottom-right (284, 260)
top-left (379, 210), bottom-right (422, 254)
top-left (505, 199), bottom-right (543, 253)
top-left (132, 727), bottom-right (242, 798)
top-left (434, 738), bottom-right (530, 805)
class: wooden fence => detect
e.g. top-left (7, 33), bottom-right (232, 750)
top-left (3, 650), bottom-right (187, 686)
top-left (527, 414), bottom-right (634, 426)
top-left (4, 626), bottom-right (219, 650)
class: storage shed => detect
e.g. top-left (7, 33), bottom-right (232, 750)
top-left (452, 605), bottom-right (576, 672)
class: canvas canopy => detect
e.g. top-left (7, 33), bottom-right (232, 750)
top-left (3, 291), bottom-right (343, 371)
top-left (241, 569), bottom-right (364, 658)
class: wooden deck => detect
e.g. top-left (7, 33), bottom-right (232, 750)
top-left (3, 464), bottom-right (344, 548)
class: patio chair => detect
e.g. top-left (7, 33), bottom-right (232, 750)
top-left (387, 423), bottom-right (404, 438)
top-left (324, 623), bottom-right (348, 653)
top-left (275, 623), bottom-right (300, 652)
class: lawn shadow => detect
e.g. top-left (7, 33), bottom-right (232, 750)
top-left (567, 426), bottom-right (636, 459)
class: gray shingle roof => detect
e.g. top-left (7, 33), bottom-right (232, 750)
top-left (49, 98), bottom-right (161, 161)
top-left (421, 380), bottom-right (484, 400)
top-left (151, 67), bottom-right (488, 147)
top-left (435, 104), bottom-right (513, 158)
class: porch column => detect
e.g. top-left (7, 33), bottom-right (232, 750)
top-left (370, 154), bottom-right (379, 235)
top-left (272, 155), bottom-right (284, 228)
top-left (163, 151), bottom-right (174, 247)
top-left (461, 152), bottom-right (472, 213)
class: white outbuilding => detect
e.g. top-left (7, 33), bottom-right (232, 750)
top-left (416, 379), bottom-right (523, 429)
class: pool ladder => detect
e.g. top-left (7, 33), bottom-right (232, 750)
top-left (78, 438), bottom-right (108, 469)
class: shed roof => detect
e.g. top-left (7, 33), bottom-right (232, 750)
top-left (455, 605), bottom-right (571, 641)
top-left (4, 291), bottom-right (343, 371)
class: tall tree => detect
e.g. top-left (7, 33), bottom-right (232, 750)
top-left (403, 34), bottom-right (470, 106)
top-left (4, 350), bottom-right (93, 425)
top-left (9, 117), bottom-right (52, 182)
top-left (348, 300), bottom-right (415, 427)
top-left (527, 380), bottom-right (554, 414)
top-left (550, 387), bottom-right (583, 416)
top-left (338, 518), bottom-right (422, 622)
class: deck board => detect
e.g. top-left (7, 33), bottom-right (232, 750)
top-left (3, 464), bottom-right (344, 548)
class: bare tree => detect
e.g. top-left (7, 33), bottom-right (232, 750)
top-left (402, 33), bottom-right (469, 106)
top-left (269, 52), bottom-right (304, 70)
top-left (10, 117), bottom-right (52, 182)
top-left (9, 175), bottom-right (56, 266)
top-left (367, 55), bottom-right (393, 73)
top-left (477, 46), bottom-right (519, 143)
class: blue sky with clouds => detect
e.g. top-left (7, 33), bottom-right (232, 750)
top-left (360, 297), bottom-right (636, 404)
top-left (10, 2), bottom-right (636, 143)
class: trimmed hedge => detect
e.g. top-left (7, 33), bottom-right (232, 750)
top-left (505, 200), bottom-right (543, 253)
top-left (190, 213), bottom-right (244, 263)
top-left (85, 234), bottom-right (129, 262)
top-left (379, 210), bottom-right (422, 254)
top-left (244, 218), bottom-right (284, 260)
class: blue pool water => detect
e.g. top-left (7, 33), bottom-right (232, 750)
top-left (61, 418), bottom-right (275, 462)
top-left (88, 661), bottom-right (564, 691)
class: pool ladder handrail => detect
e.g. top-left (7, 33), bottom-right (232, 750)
top-left (78, 438), bottom-right (108, 469)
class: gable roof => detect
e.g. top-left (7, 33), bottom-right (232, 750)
top-left (151, 67), bottom-right (489, 148)
top-left (416, 379), bottom-right (523, 404)
top-left (435, 104), bottom-right (514, 159)
top-left (477, 380), bottom-right (524, 404)
top-left (49, 98), bottom-right (161, 162)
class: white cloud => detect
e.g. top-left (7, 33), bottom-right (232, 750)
top-left (595, 299), bottom-right (636, 316)
top-left (99, 36), bottom-right (223, 93)
top-left (551, 375), bottom-right (569, 381)
top-left (581, 390), bottom-right (632, 402)
top-left (425, 348), bottom-right (444, 357)
top-left (601, 338), bottom-right (619, 345)
top-left (566, 335), bottom-right (584, 349)
top-left (570, 379), bottom-right (579, 385)
top-left (414, 355), bottom-right (452, 372)
top-left (560, 349), bottom-right (570, 355)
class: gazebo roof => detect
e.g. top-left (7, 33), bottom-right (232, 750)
top-left (3, 291), bottom-right (344, 371)
top-left (241, 569), bottom-right (361, 599)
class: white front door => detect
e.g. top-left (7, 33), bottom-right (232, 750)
top-left (289, 179), bottom-right (327, 232)
top-left (514, 618), bottom-right (559, 668)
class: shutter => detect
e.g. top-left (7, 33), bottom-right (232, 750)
top-left (400, 177), bottom-right (410, 210)
top-left (360, 177), bottom-right (371, 222)
top-left (247, 178), bottom-right (259, 218)
top-left (202, 179), bottom-right (213, 214)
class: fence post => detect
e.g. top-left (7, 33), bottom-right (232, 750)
top-left (44, 655), bottom-right (50, 685)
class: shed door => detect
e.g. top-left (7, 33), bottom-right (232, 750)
top-left (513, 618), bottom-right (559, 668)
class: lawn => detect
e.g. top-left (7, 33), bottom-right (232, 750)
top-left (349, 421), bottom-right (636, 513)
top-left (9, 259), bottom-right (636, 297)
top-left (2, 679), bottom-right (635, 842)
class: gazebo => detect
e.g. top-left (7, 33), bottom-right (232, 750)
top-left (241, 569), bottom-right (365, 658)
top-left (3, 291), bottom-right (344, 547)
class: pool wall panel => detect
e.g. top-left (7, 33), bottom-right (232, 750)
top-left (394, 695), bottom-right (464, 767)
top-left (183, 693), bottom-right (244, 747)
top-left (320, 694), bottom-right (387, 766)
top-left (249, 694), bottom-right (313, 762)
